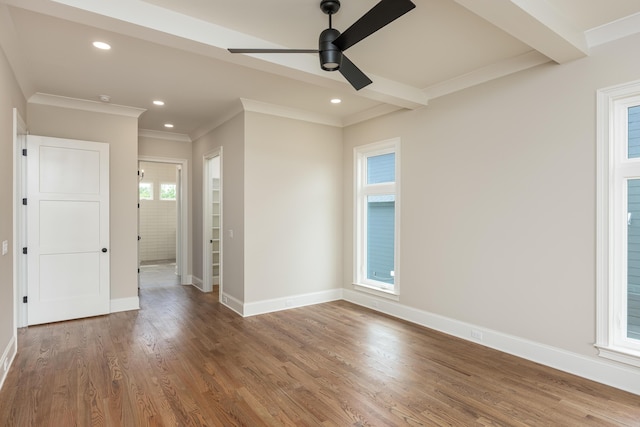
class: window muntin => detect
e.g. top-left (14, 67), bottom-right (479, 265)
top-left (355, 139), bottom-right (400, 295)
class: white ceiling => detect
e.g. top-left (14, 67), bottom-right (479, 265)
top-left (1, 0), bottom-right (640, 139)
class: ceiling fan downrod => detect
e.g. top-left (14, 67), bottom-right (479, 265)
top-left (319, 0), bottom-right (342, 71)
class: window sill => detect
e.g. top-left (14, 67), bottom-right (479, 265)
top-left (595, 345), bottom-right (640, 368)
top-left (353, 283), bottom-right (399, 301)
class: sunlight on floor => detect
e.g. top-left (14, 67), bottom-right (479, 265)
top-left (139, 261), bottom-right (179, 288)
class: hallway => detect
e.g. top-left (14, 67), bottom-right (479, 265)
top-left (139, 261), bottom-right (179, 288)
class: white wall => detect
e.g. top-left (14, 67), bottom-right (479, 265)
top-left (343, 33), bottom-right (640, 360)
top-left (139, 161), bottom-right (177, 262)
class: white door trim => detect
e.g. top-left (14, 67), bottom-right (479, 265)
top-left (138, 155), bottom-right (190, 284)
top-left (12, 109), bottom-right (26, 328)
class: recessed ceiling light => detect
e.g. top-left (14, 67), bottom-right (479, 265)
top-left (92, 41), bottom-right (111, 50)
top-left (331, 98), bottom-right (342, 104)
top-left (153, 100), bottom-right (165, 106)
top-left (164, 123), bottom-right (174, 128)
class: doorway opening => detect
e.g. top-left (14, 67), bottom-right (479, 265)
top-left (203, 149), bottom-right (222, 294)
top-left (138, 157), bottom-right (189, 288)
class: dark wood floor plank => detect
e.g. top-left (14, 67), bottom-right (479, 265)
top-left (2, 284), bottom-right (640, 426)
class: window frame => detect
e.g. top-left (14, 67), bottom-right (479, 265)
top-left (353, 138), bottom-right (401, 298)
top-left (596, 80), bottom-right (640, 367)
top-left (159, 182), bottom-right (177, 201)
top-left (139, 182), bottom-right (153, 200)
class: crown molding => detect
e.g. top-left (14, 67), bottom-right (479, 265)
top-left (240, 98), bottom-right (342, 128)
top-left (342, 104), bottom-right (404, 127)
top-left (423, 51), bottom-right (551, 100)
top-left (28, 92), bottom-right (146, 118)
top-left (139, 129), bottom-right (191, 142)
top-left (586, 11), bottom-right (640, 48)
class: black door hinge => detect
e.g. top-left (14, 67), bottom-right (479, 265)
top-left (22, 198), bottom-right (27, 205)
top-left (22, 148), bottom-right (27, 156)
top-left (22, 247), bottom-right (27, 255)
top-left (23, 296), bottom-right (27, 303)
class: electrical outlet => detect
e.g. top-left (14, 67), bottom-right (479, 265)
top-left (1, 240), bottom-right (7, 256)
top-left (285, 299), bottom-right (294, 307)
top-left (471, 329), bottom-right (483, 341)
top-left (222, 295), bottom-right (228, 303)
top-left (3, 359), bottom-right (8, 372)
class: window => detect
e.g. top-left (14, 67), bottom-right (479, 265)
top-left (354, 139), bottom-right (400, 296)
top-left (597, 80), bottom-right (640, 367)
top-left (160, 183), bottom-right (176, 200)
top-left (139, 182), bottom-right (153, 200)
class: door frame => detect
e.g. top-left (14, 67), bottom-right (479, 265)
top-left (138, 155), bottom-right (190, 284)
top-left (13, 109), bottom-right (27, 328)
top-left (203, 148), bottom-right (223, 294)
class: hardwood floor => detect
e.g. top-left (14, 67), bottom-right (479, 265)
top-left (1, 285), bottom-right (640, 426)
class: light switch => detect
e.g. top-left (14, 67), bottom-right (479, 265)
top-left (228, 229), bottom-right (234, 239)
top-left (1, 240), bottom-right (8, 256)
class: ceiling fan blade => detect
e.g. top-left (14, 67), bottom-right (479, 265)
top-left (339, 54), bottom-right (373, 90)
top-left (228, 48), bottom-right (318, 54)
top-left (333, 0), bottom-right (416, 51)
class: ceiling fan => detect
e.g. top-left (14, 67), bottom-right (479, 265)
top-left (228, 0), bottom-right (416, 90)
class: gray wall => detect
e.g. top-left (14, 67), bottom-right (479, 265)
top-left (0, 46), bottom-right (26, 381)
top-left (343, 32), bottom-right (640, 358)
top-left (28, 103), bottom-right (139, 302)
top-left (192, 112), bottom-right (245, 301)
top-left (244, 112), bottom-right (343, 303)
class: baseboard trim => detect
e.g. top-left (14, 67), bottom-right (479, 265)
top-left (0, 334), bottom-right (17, 391)
top-left (343, 289), bottom-right (640, 396)
top-left (221, 292), bottom-right (244, 316)
top-left (243, 288), bottom-right (343, 317)
top-left (182, 274), bottom-right (193, 286)
top-left (110, 296), bottom-right (140, 313)
top-left (191, 275), bottom-right (205, 292)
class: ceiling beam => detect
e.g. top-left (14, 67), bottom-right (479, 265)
top-left (454, 0), bottom-right (588, 64)
top-left (12, 0), bottom-right (428, 109)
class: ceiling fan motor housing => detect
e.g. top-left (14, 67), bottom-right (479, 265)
top-left (319, 28), bottom-right (342, 71)
top-left (229, 0), bottom-right (416, 90)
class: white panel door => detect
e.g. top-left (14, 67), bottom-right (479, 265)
top-left (27, 135), bottom-right (109, 325)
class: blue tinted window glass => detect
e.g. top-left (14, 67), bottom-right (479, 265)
top-left (367, 195), bottom-right (395, 284)
top-left (627, 179), bottom-right (640, 340)
top-left (629, 106), bottom-right (640, 159)
top-left (367, 153), bottom-right (395, 184)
